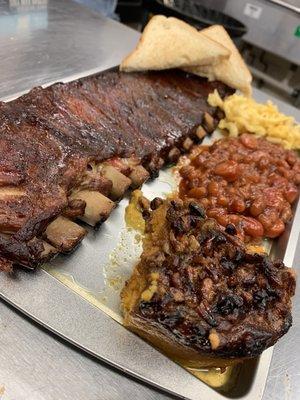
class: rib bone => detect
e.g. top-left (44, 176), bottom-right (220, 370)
top-left (44, 216), bottom-right (86, 252)
top-left (104, 158), bottom-right (131, 176)
top-left (129, 165), bottom-right (150, 188)
top-left (104, 157), bottom-right (149, 188)
top-left (147, 156), bottom-right (165, 177)
top-left (101, 165), bottom-right (131, 200)
top-left (79, 169), bottom-right (112, 196)
top-left (182, 137), bottom-right (193, 151)
top-left (168, 147), bottom-right (181, 163)
top-left (40, 241), bottom-right (59, 259)
top-left (195, 125), bottom-right (207, 141)
top-left (63, 198), bottom-right (86, 219)
top-left (0, 188), bottom-right (28, 234)
top-left (71, 190), bottom-right (114, 226)
top-left (0, 187), bottom-right (25, 197)
top-left (203, 112), bottom-right (215, 133)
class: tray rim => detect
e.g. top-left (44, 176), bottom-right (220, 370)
top-left (0, 263), bottom-right (275, 400)
top-left (0, 67), bottom-right (299, 400)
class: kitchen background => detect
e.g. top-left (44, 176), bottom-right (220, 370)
top-left (5, 0), bottom-right (300, 108)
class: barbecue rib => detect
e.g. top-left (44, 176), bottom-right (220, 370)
top-left (0, 68), bottom-right (232, 271)
top-left (121, 198), bottom-right (296, 367)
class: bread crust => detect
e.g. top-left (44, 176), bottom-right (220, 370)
top-left (120, 16), bottom-right (230, 72)
top-left (185, 25), bottom-right (252, 96)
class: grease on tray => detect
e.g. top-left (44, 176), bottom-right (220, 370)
top-left (125, 190), bottom-right (146, 233)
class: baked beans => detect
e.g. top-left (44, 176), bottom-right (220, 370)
top-left (179, 134), bottom-right (300, 240)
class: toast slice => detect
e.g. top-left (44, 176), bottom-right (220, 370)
top-left (186, 25), bottom-right (252, 96)
top-left (120, 16), bottom-right (230, 72)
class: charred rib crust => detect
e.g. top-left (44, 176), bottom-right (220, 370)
top-left (0, 69), bottom-right (232, 269)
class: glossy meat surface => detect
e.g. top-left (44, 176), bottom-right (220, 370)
top-left (0, 69), bottom-right (232, 269)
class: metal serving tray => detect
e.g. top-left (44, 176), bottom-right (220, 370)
top-left (0, 69), bottom-right (299, 400)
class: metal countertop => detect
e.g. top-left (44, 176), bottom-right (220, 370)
top-left (0, 1), bottom-right (299, 399)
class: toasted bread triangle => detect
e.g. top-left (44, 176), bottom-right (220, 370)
top-left (120, 16), bottom-right (230, 72)
top-left (186, 25), bottom-right (252, 96)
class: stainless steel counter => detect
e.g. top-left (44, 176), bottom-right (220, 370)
top-left (0, 0), bottom-right (139, 100)
top-left (0, 1), bottom-right (299, 399)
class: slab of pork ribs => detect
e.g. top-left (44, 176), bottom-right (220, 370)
top-left (121, 199), bottom-right (295, 367)
top-left (0, 69), bottom-right (232, 271)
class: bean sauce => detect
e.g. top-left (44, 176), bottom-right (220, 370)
top-left (179, 134), bottom-right (300, 241)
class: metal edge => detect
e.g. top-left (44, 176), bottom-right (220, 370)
top-left (0, 66), bottom-right (298, 399)
top-left (267, 0), bottom-right (300, 14)
top-left (0, 268), bottom-right (237, 400)
top-left (1, 66), bottom-right (119, 102)
top-left (281, 198), bottom-right (300, 267)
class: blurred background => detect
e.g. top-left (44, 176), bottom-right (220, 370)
top-left (2, 0), bottom-right (300, 108)
top-left (82, 0), bottom-right (300, 108)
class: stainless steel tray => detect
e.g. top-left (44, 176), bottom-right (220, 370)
top-left (0, 70), bottom-right (299, 400)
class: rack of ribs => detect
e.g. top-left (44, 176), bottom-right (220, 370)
top-left (0, 68), bottom-right (233, 271)
top-left (121, 198), bottom-right (296, 367)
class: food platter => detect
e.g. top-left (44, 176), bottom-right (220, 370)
top-left (0, 66), bottom-right (299, 399)
top-left (0, 0), bottom-right (300, 396)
